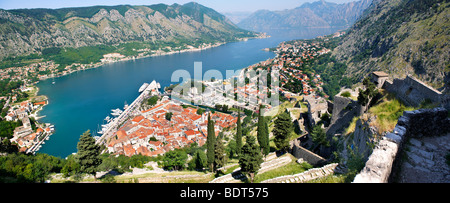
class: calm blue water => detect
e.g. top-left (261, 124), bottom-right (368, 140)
top-left (37, 28), bottom-right (342, 158)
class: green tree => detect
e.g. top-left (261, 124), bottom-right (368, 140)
top-left (206, 114), bottom-right (216, 171)
top-left (22, 163), bottom-right (34, 182)
top-left (257, 105), bottom-right (270, 158)
top-left (214, 136), bottom-right (227, 172)
top-left (76, 130), bottom-right (102, 180)
top-left (273, 111), bottom-right (293, 152)
top-left (235, 111), bottom-right (243, 156)
top-left (147, 96), bottom-right (159, 106)
top-left (160, 150), bottom-right (188, 171)
top-left (165, 112), bottom-right (173, 121)
top-left (310, 125), bottom-right (330, 152)
top-left (61, 154), bottom-right (80, 178)
top-left (357, 77), bottom-right (379, 112)
top-left (341, 91), bottom-right (351, 98)
top-left (263, 116), bottom-right (270, 155)
top-left (194, 150), bottom-right (207, 170)
top-left (239, 136), bottom-right (263, 183)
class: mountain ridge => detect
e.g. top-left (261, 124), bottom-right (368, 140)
top-left (332, 0), bottom-right (450, 90)
top-left (0, 2), bottom-right (256, 60)
top-left (237, 0), bottom-right (372, 32)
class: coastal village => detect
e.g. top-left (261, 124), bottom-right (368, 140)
top-left (0, 31), bottom-right (335, 157)
top-left (98, 33), bottom-right (341, 158)
top-left (104, 97), bottom-right (238, 157)
top-left (0, 41), bottom-right (231, 83)
top-left (0, 26), bottom-right (448, 184)
top-left (1, 99), bottom-right (54, 154)
top-left (0, 40), bottom-right (252, 155)
top-left (171, 31), bottom-right (337, 115)
top-left (0, 0), bottom-right (447, 185)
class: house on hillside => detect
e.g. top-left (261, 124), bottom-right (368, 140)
top-left (370, 71), bottom-right (389, 88)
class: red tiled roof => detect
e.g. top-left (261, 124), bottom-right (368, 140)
top-left (117, 130), bottom-right (127, 140)
top-left (149, 140), bottom-right (162, 147)
top-left (152, 148), bottom-right (165, 157)
top-left (184, 130), bottom-right (196, 136)
top-left (142, 103), bottom-right (164, 113)
top-left (137, 146), bottom-right (152, 156)
top-left (123, 144), bottom-right (135, 157)
top-left (132, 115), bottom-right (145, 123)
top-left (34, 101), bottom-right (46, 106)
top-left (139, 119), bottom-right (153, 127)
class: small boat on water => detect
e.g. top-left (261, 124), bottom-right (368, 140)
top-left (111, 108), bottom-right (123, 116)
top-left (97, 124), bottom-right (104, 135)
top-left (139, 83), bottom-right (149, 93)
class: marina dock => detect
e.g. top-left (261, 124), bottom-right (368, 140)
top-left (95, 80), bottom-right (160, 145)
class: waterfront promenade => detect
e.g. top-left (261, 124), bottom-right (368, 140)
top-left (95, 81), bottom-right (160, 145)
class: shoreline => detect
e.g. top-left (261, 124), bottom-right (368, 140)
top-left (28, 85), bottom-right (54, 154)
top-left (33, 35), bottom-right (270, 155)
top-left (37, 35), bottom-right (270, 83)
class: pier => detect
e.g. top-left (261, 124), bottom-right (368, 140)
top-left (95, 80), bottom-right (160, 145)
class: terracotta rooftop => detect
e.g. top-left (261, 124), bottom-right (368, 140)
top-left (132, 115), bottom-right (145, 123)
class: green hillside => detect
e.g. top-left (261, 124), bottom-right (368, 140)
top-left (333, 0), bottom-right (449, 90)
top-left (0, 2), bottom-right (257, 61)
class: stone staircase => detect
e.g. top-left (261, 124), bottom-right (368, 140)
top-left (398, 135), bottom-right (450, 183)
top-left (209, 153), bottom-right (292, 183)
top-left (261, 163), bottom-right (340, 183)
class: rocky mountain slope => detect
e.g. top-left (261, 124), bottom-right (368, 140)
top-left (333, 0), bottom-right (450, 90)
top-left (0, 2), bottom-right (256, 59)
top-left (237, 0), bottom-right (372, 32)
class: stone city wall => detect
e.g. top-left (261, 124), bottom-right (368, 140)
top-left (291, 139), bottom-right (327, 166)
top-left (353, 107), bottom-right (450, 183)
top-left (384, 75), bottom-right (442, 107)
top-left (326, 96), bottom-right (363, 136)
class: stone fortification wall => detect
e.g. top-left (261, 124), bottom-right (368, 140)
top-left (384, 75), bottom-right (442, 107)
top-left (291, 139), bottom-right (327, 166)
top-left (353, 107), bottom-right (450, 183)
top-left (326, 96), bottom-right (363, 136)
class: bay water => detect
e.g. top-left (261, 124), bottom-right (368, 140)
top-left (37, 28), bottom-right (342, 158)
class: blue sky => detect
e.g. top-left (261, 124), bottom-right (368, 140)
top-left (0, 0), bottom-right (358, 12)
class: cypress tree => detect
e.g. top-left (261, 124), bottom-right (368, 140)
top-left (76, 130), bottom-right (102, 180)
top-left (257, 105), bottom-right (270, 157)
top-left (214, 136), bottom-right (226, 172)
top-left (273, 111), bottom-right (293, 152)
top-left (235, 111), bottom-right (242, 156)
top-left (239, 135), bottom-right (263, 183)
top-left (206, 114), bottom-right (216, 171)
top-left (263, 116), bottom-right (270, 156)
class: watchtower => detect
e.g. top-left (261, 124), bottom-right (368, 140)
top-left (370, 71), bottom-right (389, 88)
